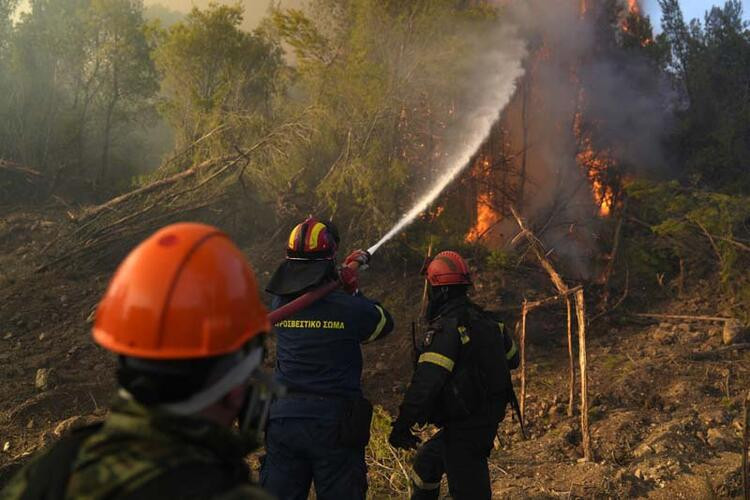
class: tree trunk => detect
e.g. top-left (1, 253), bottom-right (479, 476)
top-left (518, 74), bottom-right (530, 209)
top-left (99, 61), bottom-right (119, 186)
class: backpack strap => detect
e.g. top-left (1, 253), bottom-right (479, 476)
top-left (21, 423), bottom-right (102, 500)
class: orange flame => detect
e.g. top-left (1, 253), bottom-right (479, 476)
top-left (574, 93), bottom-right (614, 217)
top-left (466, 193), bottom-right (500, 242)
top-left (466, 156), bottom-right (501, 242)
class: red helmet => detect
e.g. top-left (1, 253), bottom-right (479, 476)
top-left (426, 251), bottom-right (471, 286)
top-left (286, 217), bottom-right (339, 260)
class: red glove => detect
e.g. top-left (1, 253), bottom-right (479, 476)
top-left (344, 249), bottom-right (370, 268)
top-left (339, 265), bottom-right (359, 295)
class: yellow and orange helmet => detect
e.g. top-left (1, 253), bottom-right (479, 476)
top-left (286, 217), bottom-right (340, 260)
top-left (93, 223), bottom-right (269, 360)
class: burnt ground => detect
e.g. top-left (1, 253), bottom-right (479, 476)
top-left (0, 209), bottom-right (748, 499)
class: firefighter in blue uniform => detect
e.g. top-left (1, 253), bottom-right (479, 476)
top-left (389, 251), bottom-right (520, 500)
top-left (261, 217), bottom-right (394, 500)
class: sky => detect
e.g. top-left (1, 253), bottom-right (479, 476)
top-left (144, 0), bottom-right (748, 29)
top-left (642, 0), bottom-right (748, 25)
top-left (12, 0), bottom-right (750, 30)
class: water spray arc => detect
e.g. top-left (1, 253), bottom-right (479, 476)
top-left (270, 26), bottom-right (527, 323)
top-left (369, 32), bottom-right (526, 254)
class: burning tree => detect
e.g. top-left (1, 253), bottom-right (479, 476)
top-left (455, 0), bottom-right (667, 283)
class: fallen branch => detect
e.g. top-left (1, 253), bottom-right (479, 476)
top-left (79, 155), bottom-right (230, 221)
top-left (0, 159), bottom-right (43, 177)
top-left (80, 122), bottom-right (295, 222)
top-left (689, 343), bottom-right (750, 360)
top-left (633, 313), bottom-right (731, 323)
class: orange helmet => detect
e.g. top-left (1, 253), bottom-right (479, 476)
top-left (286, 217), bottom-right (339, 260)
top-left (426, 251), bottom-right (472, 286)
top-left (93, 223), bottom-right (269, 360)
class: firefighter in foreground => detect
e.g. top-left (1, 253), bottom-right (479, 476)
top-left (389, 251), bottom-right (520, 500)
top-left (261, 217), bottom-right (394, 500)
top-left (2, 223), bottom-right (277, 499)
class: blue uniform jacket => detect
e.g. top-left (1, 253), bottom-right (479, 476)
top-left (269, 289), bottom-right (394, 420)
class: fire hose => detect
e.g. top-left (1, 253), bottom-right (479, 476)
top-left (267, 251), bottom-right (371, 324)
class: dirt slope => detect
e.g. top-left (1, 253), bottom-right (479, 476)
top-left (0, 211), bottom-right (748, 498)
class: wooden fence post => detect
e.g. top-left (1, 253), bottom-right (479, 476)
top-left (575, 288), bottom-right (592, 461)
top-left (520, 299), bottom-right (528, 422)
top-left (566, 297), bottom-right (575, 417)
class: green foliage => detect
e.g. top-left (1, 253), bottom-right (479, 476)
top-left (266, 0), bottom-right (502, 243)
top-left (626, 179), bottom-right (750, 318)
top-left (0, 0), bottom-right (158, 195)
top-left (0, 0), bottom-right (17, 56)
top-left (366, 405), bottom-right (411, 498)
top-left (658, 0), bottom-right (750, 192)
top-left (153, 4), bottom-right (282, 156)
top-left (486, 248), bottom-right (515, 273)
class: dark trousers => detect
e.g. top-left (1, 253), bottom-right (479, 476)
top-left (260, 418), bottom-right (367, 500)
top-left (410, 425), bottom-right (497, 500)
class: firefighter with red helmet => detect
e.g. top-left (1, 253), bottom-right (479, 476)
top-left (389, 251), bottom-right (519, 500)
top-left (261, 217), bottom-right (394, 500)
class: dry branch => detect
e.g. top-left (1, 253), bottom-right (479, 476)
top-left (524, 286), bottom-right (583, 311)
top-left (38, 119), bottom-right (309, 271)
top-left (633, 313), bottom-right (731, 323)
top-left (689, 343), bottom-right (750, 360)
top-left (510, 206), bottom-right (568, 295)
top-left (79, 155), bottom-right (233, 221)
top-left (600, 201), bottom-right (626, 288)
top-left (0, 159), bottom-right (42, 177)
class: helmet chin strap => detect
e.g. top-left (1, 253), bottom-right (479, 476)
top-left (238, 370), bottom-right (286, 447)
top-left (159, 348), bottom-right (264, 416)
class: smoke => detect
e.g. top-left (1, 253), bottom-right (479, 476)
top-left (142, 0), bottom-right (304, 29)
top-left (489, 0), bottom-right (672, 279)
top-left (368, 24), bottom-right (527, 254)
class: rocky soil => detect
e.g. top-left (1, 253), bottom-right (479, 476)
top-left (0, 209), bottom-right (748, 498)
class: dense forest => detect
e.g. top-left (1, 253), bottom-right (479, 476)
top-left (1, 0), bottom-right (750, 497)
top-left (1, 0), bottom-right (747, 310)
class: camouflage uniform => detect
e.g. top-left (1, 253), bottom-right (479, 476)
top-left (2, 397), bottom-right (273, 499)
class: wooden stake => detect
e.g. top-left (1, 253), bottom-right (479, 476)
top-left (743, 391), bottom-right (749, 500)
top-left (566, 297), bottom-right (575, 417)
top-left (575, 289), bottom-right (592, 461)
top-left (520, 300), bottom-right (528, 423)
top-left (418, 240), bottom-right (433, 322)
